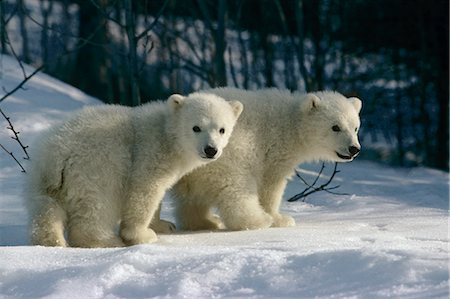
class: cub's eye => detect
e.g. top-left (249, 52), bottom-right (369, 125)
top-left (355, 127), bottom-right (359, 132)
top-left (192, 126), bottom-right (201, 133)
top-left (219, 128), bottom-right (225, 134)
top-left (332, 125), bottom-right (341, 132)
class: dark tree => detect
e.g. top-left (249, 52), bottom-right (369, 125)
top-left (72, 0), bottom-right (112, 102)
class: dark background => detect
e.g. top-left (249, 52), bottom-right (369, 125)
top-left (1, 0), bottom-right (448, 170)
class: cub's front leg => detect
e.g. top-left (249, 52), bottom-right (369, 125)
top-left (259, 177), bottom-right (295, 227)
top-left (120, 183), bottom-right (164, 246)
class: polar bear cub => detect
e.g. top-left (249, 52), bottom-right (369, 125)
top-left (172, 88), bottom-right (361, 231)
top-left (27, 92), bottom-right (243, 247)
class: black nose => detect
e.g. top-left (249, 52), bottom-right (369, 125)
top-left (204, 146), bottom-right (218, 159)
top-left (349, 146), bottom-right (360, 156)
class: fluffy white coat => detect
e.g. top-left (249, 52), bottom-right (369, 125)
top-left (172, 88), bottom-right (362, 231)
top-left (26, 93), bottom-right (243, 247)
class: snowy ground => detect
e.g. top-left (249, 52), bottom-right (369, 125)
top-left (0, 56), bottom-right (449, 298)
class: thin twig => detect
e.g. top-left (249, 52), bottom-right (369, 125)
top-left (161, 22), bottom-right (206, 66)
top-left (0, 143), bottom-right (26, 173)
top-left (135, 0), bottom-right (170, 41)
top-left (4, 3), bottom-right (18, 25)
top-left (88, 0), bottom-right (122, 25)
top-left (169, 51), bottom-right (210, 82)
top-left (24, 9), bottom-right (114, 50)
top-left (3, 28), bottom-right (27, 78)
top-left (0, 107), bottom-right (29, 159)
top-left (0, 65), bottom-right (44, 103)
top-left (138, 34), bottom-right (154, 76)
top-left (288, 162), bottom-right (349, 202)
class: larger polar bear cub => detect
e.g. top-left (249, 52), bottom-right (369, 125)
top-left (172, 88), bottom-right (362, 231)
top-left (27, 92), bottom-right (243, 247)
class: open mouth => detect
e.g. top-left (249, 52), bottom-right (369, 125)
top-left (336, 152), bottom-right (353, 160)
top-left (200, 155), bottom-right (217, 160)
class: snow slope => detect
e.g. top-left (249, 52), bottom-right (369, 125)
top-left (0, 56), bottom-right (449, 298)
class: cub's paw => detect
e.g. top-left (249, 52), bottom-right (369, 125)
top-left (225, 212), bottom-right (273, 231)
top-left (120, 226), bottom-right (158, 246)
top-left (76, 236), bottom-right (125, 248)
top-left (150, 219), bottom-right (176, 234)
top-left (203, 214), bottom-right (224, 230)
top-left (271, 213), bottom-right (296, 227)
top-left (182, 215), bottom-right (223, 231)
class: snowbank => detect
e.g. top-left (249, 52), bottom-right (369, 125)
top-left (0, 56), bottom-right (448, 298)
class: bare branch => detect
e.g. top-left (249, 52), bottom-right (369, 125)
top-left (0, 107), bottom-right (29, 159)
top-left (0, 143), bottom-right (26, 173)
top-left (24, 9), bottom-right (114, 50)
top-left (138, 34), bottom-right (154, 76)
top-left (288, 162), bottom-right (349, 202)
top-left (160, 20), bottom-right (206, 66)
top-left (3, 27), bottom-right (27, 78)
top-left (169, 51), bottom-right (210, 82)
top-left (0, 65), bottom-right (44, 104)
top-left (135, 0), bottom-right (169, 42)
top-left (0, 27), bottom-right (42, 169)
top-left (4, 3), bottom-right (19, 25)
top-left (88, 0), bottom-right (122, 25)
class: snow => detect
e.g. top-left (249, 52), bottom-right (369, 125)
top-left (1, 55), bottom-right (449, 298)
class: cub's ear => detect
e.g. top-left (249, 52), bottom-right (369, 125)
top-left (348, 97), bottom-right (362, 114)
top-left (168, 94), bottom-right (185, 111)
top-left (301, 93), bottom-right (321, 112)
top-left (229, 100), bottom-right (244, 119)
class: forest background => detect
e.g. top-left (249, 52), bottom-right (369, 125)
top-left (0, 0), bottom-right (448, 170)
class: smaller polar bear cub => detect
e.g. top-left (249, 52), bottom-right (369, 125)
top-left (26, 93), bottom-right (243, 247)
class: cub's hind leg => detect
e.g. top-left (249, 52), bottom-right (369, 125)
top-left (30, 195), bottom-right (67, 247)
top-left (66, 193), bottom-right (124, 248)
top-left (68, 222), bottom-right (124, 248)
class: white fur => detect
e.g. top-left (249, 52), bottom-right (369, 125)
top-left (172, 88), bottom-right (362, 231)
top-left (26, 93), bottom-right (243, 247)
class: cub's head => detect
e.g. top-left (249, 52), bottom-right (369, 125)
top-left (300, 91), bottom-right (362, 162)
top-left (168, 92), bottom-right (243, 163)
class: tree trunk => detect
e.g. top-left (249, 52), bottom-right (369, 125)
top-left (124, 0), bottom-right (141, 106)
top-left (72, 0), bottom-right (112, 102)
top-left (434, 41), bottom-right (449, 170)
top-left (262, 33), bottom-right (274, 88)
top-left (60, 0), bottom-right (72, 53)
top-left (235, 2), bottom-right (249, 89)
top-left (39, 0), bottom-right (54, 66)
top-left (393, 50), bottom-right (404, 166)
top-left (431, 4), bottom-right (449, 170)
top-left (110, 0), bottom-right (127, 105)
top-left (294, 0), bottom-right (311, 92)
top-left (274, 0), bottom-right (297, 90)
top-left (17, 0), bottom-right (31, 63)
top-left (259, 0), bottom-right (274, 88)
top-left (214, 0), bottom-right (227, 87)
top-left (0, 0), bottom-right (6, 54)
top-left (417, 7), bottom-right (431, 164)
top-left (310, 0), bottom-right (324, 91)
